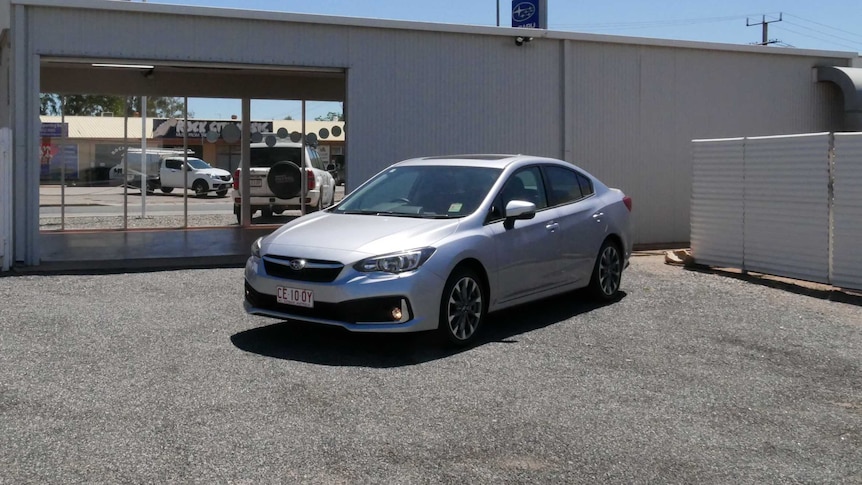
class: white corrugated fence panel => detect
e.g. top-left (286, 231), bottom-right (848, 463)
top-left (744, 133), bottom-right (831, 283)
top-left (832, 132), bottom-right (862, 290)
top-left (690, 138), bottom-right (745, 267)
top-left (0, 128), bottom-right (11, 271)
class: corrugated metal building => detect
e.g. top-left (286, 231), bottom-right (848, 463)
top-left (0, 0), bottom-right (859, 267)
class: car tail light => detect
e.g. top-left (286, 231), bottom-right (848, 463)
top-left (623, 196), bottom-right (632, 212)
top-left (233, 169), bottom-right (240, 190)
top-left (306, 169), bottom-right (316, 191)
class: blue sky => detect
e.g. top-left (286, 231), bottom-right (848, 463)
top-left (135, 0), bottom-right (862, 119)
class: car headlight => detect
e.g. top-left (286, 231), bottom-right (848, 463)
top-left (251, 237), bottom-right (263, 259)
top-left (354, 248), bottom-right (436, 274)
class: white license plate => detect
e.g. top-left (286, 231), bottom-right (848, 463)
top-left (276, 286), bottom-right (314, 308)
top-left (250, 178), bottom-right (263, 187)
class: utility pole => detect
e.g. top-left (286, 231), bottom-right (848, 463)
top-left (747, 13), bottom-right (782, 45)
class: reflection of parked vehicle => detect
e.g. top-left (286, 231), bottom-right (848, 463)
top-left (243, 154), bottom-right (633, 346)
top-left (327, 155), bottom-right (345, 186)
top-left (110, 148), bottom-right (233, 197)
top-left (232, 136), bottom-right (336, 223)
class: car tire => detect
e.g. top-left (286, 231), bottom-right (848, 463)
top-left (192, 179), bottom-right (208, 198)
top-left (589, 239), bottom-right (623, 301)
top-left (235, 205), bottom-right (258, 224)
top-left (438, 267), bottom-right (486, 347)
top-left (267, 161), bottom-right (302, 199)
top-left (216, 188), bottom-right (228, 197)
top-left (306, 195), bottom-right (323, 213)
top-left (160, 186), bottom-right (174, 194)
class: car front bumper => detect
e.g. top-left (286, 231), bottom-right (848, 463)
top-left (243, 256), bottom-right (444, 333)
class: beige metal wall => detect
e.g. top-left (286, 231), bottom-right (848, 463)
top-left (562, 44), bottom-right (845, 243)
top-left (346, 29), bottom-right (565, 183)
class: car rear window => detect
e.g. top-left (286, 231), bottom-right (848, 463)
top-left (249, 147), bottom-right (302, 168)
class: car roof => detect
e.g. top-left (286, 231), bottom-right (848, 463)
top-left (392, 154), bottom-right (568, 170)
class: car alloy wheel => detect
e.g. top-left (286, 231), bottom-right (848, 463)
top-left (439, 269), bottom-right (485, 346)
top-left (590, 241), bottom-right (622, 300)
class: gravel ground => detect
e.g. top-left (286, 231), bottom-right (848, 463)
top-left (1, 255), bottom-right (860, 484)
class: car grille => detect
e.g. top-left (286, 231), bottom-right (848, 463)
top-left (262, 255), bottom-right (344, 283)
top-left (245, 283), bottom-right (411, 323)
top-left (218, 175), bottom-right (231, 182)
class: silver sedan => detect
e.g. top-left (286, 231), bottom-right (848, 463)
top-left (244, 154), bottom-right (632, 346)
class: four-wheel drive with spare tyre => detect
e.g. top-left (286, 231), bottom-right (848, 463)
top-left (232, 138), bottom-right (336, 223)
top-left (110, 148), bottom-right (233, 197)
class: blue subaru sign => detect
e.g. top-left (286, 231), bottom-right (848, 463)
top-left (512, 0), bottom-right (547, 29)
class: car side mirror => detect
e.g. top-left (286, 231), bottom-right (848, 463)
top-left (503, 200), bottom-right (536, 229)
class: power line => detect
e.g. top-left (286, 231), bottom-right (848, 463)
top-left (539, 9), bottom-right (861, 52)
top-left (550, 14), bottom-right (755, 31)
top-left (781, 20), bottom-right (862, 48)
top-left (783, 13), bottom-right (862, 42)
top-left (773, 25), bottom-right (862, 51)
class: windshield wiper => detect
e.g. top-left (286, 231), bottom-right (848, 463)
top-left (373, 211), bottom-right (418, 217)
top-left (339, 210), bottom-right (380, 215)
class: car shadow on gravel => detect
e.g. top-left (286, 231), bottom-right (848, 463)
top-left (230, 290), bottom-right (625, 367)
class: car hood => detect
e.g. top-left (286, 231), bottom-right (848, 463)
top-left (197, 168), bottom-right (232, 177)
top-left (262, 213), bottom-right (461, 262)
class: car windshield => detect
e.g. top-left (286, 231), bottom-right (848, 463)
top-left (335, 165), bottom-right (502, 218)
top-left (187, 158), bottom-right (212, 170)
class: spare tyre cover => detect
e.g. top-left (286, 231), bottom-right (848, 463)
top-left (267, 161), bottom-right (302, 199)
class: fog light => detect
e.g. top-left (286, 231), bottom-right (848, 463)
top-left (390, 307), bottom-right (403, 321)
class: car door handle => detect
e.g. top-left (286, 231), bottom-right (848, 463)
top-left (546, 222), bottom-right (559, 232)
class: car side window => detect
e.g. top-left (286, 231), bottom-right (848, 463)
top-left (543, 165), bottom-right (593, 206)
top-left (489, 166), bottom-right (547, 221)
top-left (577, 172), bottom-right (594, 197)
top-left (308, 149), bottom-right (324, 170)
